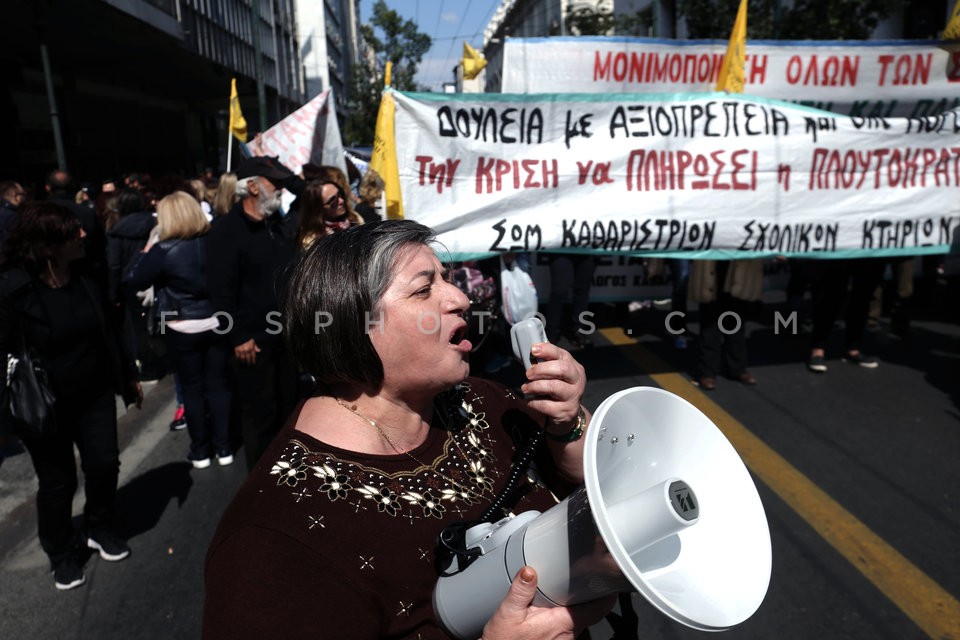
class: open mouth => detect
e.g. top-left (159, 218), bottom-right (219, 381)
top-left (450, 324), bottom-right (467, 344)
top-left (449, 323), bottom-right (472, 352)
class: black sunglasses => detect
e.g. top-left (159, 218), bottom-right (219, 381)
top-left (323, 188), bottom-right (345, 208)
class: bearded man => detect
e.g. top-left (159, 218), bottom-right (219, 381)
top-left (207, 156), bottom-right (300, 470)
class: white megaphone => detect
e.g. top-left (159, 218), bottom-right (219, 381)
top-left (434, 386), bottom-right (772, 639)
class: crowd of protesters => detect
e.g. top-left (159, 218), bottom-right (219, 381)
top-left (0, 160), bottom-right (382, 590)
top-left (0, 157), bottom-right (952, 595)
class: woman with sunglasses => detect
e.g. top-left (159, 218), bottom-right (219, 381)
top-left (295, 180), bottom-right (364, 250)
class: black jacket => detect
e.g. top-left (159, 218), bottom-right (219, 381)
top-left (124, 236), bottom-right (215, 321)
top-left (206, 203), bottom-right (297, 347)
top-left (0, 266), bottom-right (138, 405)
top-left (107, 211), bottom-right (156, 304)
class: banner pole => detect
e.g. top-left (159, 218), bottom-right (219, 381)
top-left (226, 130), bottom-right (233, 173)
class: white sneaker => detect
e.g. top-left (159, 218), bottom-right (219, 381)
top-left (217, 453), bottom-right (234, 467)
top-left (86, 532), bottom-right (131, 562)
top-left (52, 557), bottom-right (86, 590)
top-left (189, 456), bottom-right (211, 469)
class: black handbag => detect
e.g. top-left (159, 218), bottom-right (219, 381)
top-left (4, 326), bottom-right (56, 440)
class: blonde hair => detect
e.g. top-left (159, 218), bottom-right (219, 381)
top-left (358, 169), bottom-right (384, 206)
top-left (156, 191), bottom-right (210, 240)
top-left (212, 173), bottom-right (237, 216)
top-left (189, 178), bottom-right (208, 203)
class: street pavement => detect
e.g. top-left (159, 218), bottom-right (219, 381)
top-left (0, 376), bottom-right (246, 638)
top-left (0, 290), bottom-right (958, 639)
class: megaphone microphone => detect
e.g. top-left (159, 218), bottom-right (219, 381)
top-left (434, 386), bottom-right (772, 639)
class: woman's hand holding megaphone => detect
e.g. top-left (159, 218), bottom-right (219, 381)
top-left (519, 342), bottom-right (585, 427)
top-left (481, 566), bottom-right (616, 640)
top-left (520, 341), bottom-right (591, 483)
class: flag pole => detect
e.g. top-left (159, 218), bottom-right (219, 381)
top-left (226, 128), bottom-right (233, 173)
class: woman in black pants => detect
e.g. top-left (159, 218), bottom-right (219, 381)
top-left (0, 203), bottom-right (142, 590)
top-left (125, 191), bottom-right (232, 469)
top-left (806, 258), bottom-right (885, 372)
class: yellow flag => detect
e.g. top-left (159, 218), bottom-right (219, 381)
top-left (229, 78), bottom-right (247, 143)
top-left (715, 0), bottom-right (748, 93)
top-left (370, 63), bottom-right (403, 219)
top-left (462, 42), bottom-right (488, 80)
top-left (946, 0), bottom-right (960, 40)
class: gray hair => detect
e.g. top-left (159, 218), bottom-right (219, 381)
top-left (234, 176), bottom-right (263, 198)
top-left (283, 219), bottom-right (437, 387)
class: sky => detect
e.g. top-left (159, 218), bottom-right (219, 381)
top-left (359, 0), bottom-right (502, 92)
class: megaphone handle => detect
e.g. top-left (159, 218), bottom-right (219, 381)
top-left (437, 521), bottom-right (484, 577)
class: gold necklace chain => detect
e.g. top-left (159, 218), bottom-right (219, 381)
top-left (335, 399), bottom-right (490, 503)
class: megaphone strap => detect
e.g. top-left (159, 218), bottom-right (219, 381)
top-left (438, 426), bottom-right (545, 576)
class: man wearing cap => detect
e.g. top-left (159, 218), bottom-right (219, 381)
top-left (207, 156), bottom-right (300, 470)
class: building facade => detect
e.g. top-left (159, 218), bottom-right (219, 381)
top-left (296, 0), bottom-right (361, 117)
top-left (481, 0), bottom-right (654, 91)
top-left (0, 0), bottom-right (304, 186)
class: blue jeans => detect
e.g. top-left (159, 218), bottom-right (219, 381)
top-left (164, 329), bottom-right (232, 459)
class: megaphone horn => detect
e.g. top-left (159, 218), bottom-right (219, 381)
top-left (434, 386), bottom-right (772, 640)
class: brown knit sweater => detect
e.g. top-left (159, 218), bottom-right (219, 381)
top-left (203, 377), bottom-right (564, 639)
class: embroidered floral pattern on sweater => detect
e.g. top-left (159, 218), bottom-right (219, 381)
top-left (271, 460), bottom-right (308, 486)
top-left (267, 383), bottom-right (531, 524)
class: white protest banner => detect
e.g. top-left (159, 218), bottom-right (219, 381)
top-left (247, 88), bottom-right (347, 176)
top-left (502, 37), bottom-right (960, 118)
top-left (392, 90), bottom-right (960, 260)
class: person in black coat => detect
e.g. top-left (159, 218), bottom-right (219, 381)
top-left (125, 191), bottom-right (233, 468)
top-left (106, 188), bottom-right (163, 380)
top-left (206, 156), bottom-right (299, 470)
top-left (0, 202), bottom-right (141, 591)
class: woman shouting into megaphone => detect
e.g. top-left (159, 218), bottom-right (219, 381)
top-left (202, 220), bottom-right (613, 639)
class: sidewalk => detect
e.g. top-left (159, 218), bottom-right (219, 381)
top-left (0, 377), bottom-right (247, 638)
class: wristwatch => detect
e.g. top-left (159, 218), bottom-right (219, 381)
top-left (545, 405), bottom-right (586, 443)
